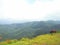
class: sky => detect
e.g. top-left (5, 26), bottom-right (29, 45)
top-left (0, 0), bottom-right (60, 22)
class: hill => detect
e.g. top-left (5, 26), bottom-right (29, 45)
top-left (0, 33), bottom-right (60, 45)
top-left (0, 20), bottom-right (60, 41)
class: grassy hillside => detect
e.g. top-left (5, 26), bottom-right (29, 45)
top-left (0, 33), bottom-right (60, 45)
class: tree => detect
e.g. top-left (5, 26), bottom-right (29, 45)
top-left (50, 29), bottom-right (56, 34)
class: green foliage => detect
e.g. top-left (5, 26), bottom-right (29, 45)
top-left (11, 39), bottom-right (18, 43)
top-left (6, 39), bottom-right (12, 44)
top-left (0, 21), bottom-right (60, 41)
top-left (0, 33), bottom-right (60, 45)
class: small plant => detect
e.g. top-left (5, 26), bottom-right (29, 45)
top-left (6, 39), bottom-right (12, 44)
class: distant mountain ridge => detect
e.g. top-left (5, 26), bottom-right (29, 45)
top-left (0, 20), bottom-right (60, 41)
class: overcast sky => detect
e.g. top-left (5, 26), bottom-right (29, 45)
top-left (0, 0), bottom-right (60, 21)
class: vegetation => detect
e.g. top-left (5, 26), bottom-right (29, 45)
top-left (0, 20), bottom-right (60, 45)
top-left (0, 33), bottom-right (60, 45)
top-left (0, 20), bottom-right (60, 41)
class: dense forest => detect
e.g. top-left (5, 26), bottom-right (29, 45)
top-left (0, 20), bottom-right (60, 41)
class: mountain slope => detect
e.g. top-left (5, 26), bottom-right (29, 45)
top-left (1, 33), bottom-right (60, 45)
top-left (0, 20), bottom-right (60, 41)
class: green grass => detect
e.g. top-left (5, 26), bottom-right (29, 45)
top-left (0, 33), bottom-right (60, 45)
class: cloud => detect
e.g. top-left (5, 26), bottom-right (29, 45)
top-left (45, 11), bottom-right (60, 20)
top-left (26, 0), bottom-right (36, 4)
top-left (0, 0), bottom-right (60, 21)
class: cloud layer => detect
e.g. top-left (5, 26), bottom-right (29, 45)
top-left (0, 0), bottom-right (60, 21)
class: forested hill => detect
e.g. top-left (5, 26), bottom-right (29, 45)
top-left (0, 20), bottom-right (60, 41)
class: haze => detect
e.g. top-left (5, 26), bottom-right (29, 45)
top-left (0, 0), bottom-right (60, 23)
